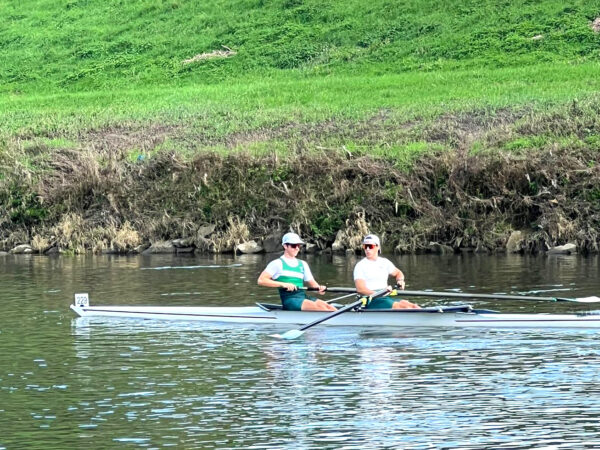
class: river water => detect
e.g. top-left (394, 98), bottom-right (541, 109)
top-left (1, 252), bottom-right (600, 449)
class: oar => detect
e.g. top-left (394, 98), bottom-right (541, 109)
top-left (394, 290), bottom-right (600, 303)
top-left (324, 292), bottom-right (356, 304)
top-left (307, 286), bottom-right (600, 303)
top-left (303, 287), bottom-right (357, 293)
top-left (272, 288), bottom-right (389, 340)
top-left (298, 287), bottom-right (356, 302)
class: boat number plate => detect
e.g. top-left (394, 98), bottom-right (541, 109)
top-left (74, 293), bottom-right (89, 307)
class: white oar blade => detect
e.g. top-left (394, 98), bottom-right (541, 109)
top-left (270, 329), bottom-right (304, 340)
top-left (574, 296), bottom-right (600, 303)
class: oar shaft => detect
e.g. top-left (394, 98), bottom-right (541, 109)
top-left (298, 300), bottom-right (361, 331)
top-left (303, 287), bottom-right (357, 293)
top-left (306, 287), bottom-right (585, 302)
top-left (325, 293), bottom-right (356, 304)
top-left (398, 290), bottom-right (560, 302)
top-left (326, 287), bottom-right (357, 293)
top-left (298, 288), bottom-right (388, 332)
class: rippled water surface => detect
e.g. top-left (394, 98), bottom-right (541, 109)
top-left (1, 253), bottom-right (600, 448)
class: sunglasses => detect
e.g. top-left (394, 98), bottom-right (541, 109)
top-left (286, 243), bottom-right (302, 249)
top-left (363, 244), bottom-right (378, 249)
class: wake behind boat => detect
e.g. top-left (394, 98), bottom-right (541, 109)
top-left (70, 293), bottom-right (600, 329)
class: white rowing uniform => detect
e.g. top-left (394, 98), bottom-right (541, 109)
top-left (353, 257), bottom-right (397, 291)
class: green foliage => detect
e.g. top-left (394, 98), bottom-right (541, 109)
top-left (584, 188), bottom-right (600, 201)
top-left (310, 213), bottom-right (344, 239)
top-left (584, 135), bottom-right (600, 150)
top-left (1, 184), bottom-right (47, 226)
top-left (271, 166), bottom-right (291, 182)
top-left (528, 181), bottom-right (539, 195)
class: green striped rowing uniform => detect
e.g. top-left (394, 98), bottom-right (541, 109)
top-left (276, 257), bottom-right (307, 311)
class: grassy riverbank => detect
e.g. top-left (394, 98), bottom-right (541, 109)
top-left (1, 0), bottom-right (600, 253)
top-left (3, 61), bottom-right (600, 140)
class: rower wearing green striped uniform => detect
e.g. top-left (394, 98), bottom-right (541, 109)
top-left (258, 232), bottom-right (336, 311)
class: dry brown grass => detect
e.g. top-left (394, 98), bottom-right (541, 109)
top-left (53, 213), bottom-right (87, 253)
top-left (332, 212), bottom-right (371, 251)
top-left (211, 216), bottom-right (250, 253)
top-left (31, 235), bottom-right (50, 253)
top-left (112, 221), bottom-right (141, 252)
top-left (182, 46), bottom-right (236, 64)
top-left (2, 230), bottom-right (29, 250)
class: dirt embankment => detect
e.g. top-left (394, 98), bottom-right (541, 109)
top-left (2, 104), bottom-right (600, 255)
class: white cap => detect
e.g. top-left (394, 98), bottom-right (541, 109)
top-left (362, 234), bottom-right (380, 246)
top-left (282, 232), bottom-right (304, 245)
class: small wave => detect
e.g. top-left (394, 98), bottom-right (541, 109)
top-left (160, 292), bottom-right (203, 296)
top-left (141, 263), bottom-right (242, 270)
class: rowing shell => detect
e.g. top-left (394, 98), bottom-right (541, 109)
top-left (70, 295), bottom-right (600, 329)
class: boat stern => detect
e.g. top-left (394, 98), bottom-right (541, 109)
top-left (70, 303), bottom-right (84, 317)
top-left (70, 293), bottom-right (90, 317)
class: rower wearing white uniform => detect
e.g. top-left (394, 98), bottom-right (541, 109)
top-left (258, 232), bottom-right (336, 311)
top-left (353, 234), bottom-right (420, 309)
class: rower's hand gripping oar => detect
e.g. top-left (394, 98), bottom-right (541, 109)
top-left (272, 288), bottom-right (389, 340)
top-left (391, 290), bottom-right (600, 303)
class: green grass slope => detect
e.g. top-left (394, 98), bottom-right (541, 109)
top-left (1, 0), bottom-right (600, 141)
top-left (2, 0), bottom-right (599, 92)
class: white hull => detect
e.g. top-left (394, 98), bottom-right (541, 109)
top-left (70, 304), bottom-right (600, 329)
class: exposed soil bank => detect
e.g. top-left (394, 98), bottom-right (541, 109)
top-left (2, 105), bottom-right (600, 255)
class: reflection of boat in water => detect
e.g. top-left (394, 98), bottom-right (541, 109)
top-left (71, 294), bottom-right (600, 329)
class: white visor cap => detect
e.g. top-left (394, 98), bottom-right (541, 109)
top-left (282, 232), bottom-right (305, 245)
top-left (362, 234), bottom-right (381, 246)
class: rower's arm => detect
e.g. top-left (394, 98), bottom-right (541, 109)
top-left (306, 279), bottom-right (326, 294)
top-left (390, 268), bottom-right (405, 289)
top-left (355, 279), bottom-right (374, 296)
top-left (258, 271), bottom-right (296, 290)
